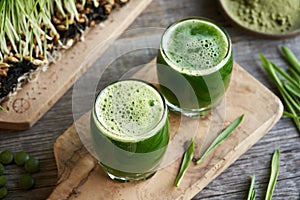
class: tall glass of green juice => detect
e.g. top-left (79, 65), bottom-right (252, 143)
top-left (157, 17), bottom-right (233, 117)
top-left (90, 79), bottom-right (169, 182)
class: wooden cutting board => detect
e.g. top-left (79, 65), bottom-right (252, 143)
top-left (0, 0), bottom-right (153, 130)
top-left (48, 60), bottom-right (283, 200)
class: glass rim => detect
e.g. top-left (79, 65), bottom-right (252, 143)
top-left (160, 17), bottom-right (232, 76)
top-left (93, 79), bottom-right (168, 143)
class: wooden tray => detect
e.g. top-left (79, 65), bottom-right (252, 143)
top-left (48, 61), bottom-right (283, 200)
top-left (0, 0), bottom-right (153, 130)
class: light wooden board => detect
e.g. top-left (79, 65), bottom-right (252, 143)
top-left (48, 60), bottom-right (283, 200)
top-left (0, 0), bottom-right (153, 130)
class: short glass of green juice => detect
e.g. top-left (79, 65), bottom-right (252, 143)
top-left (157, 17), bottom-right (233, 117)
top-left (90, 79), bottom-right (170, 182)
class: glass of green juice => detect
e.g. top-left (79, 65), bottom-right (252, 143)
top-left (157, 17), bottom-right (233, 117)
top-left (90, 79), bottom-right (170, 182)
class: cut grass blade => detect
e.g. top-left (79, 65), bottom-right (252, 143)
top-left (247, 175), bottom-right (256, 200)
top-left (259, 53), bottom-right (300, 133)
top-left (281, 46), bottom-right (300, 74)
top-left (283, 111), bottom-right (300, 119)
top-left (288, 68), bottom-right (300, 83)
top-left (246, 150), bottom-right (280, 200)
top-left (175, 115), bottom-right (244, 186)
top-left (174, 138), bottom-right (194, 187)
top-left (265, 150), bottom-right (280, 200)
top-left (196, 114), bottom-right (244, 164)
top-left (270, 62), bottom-right (300, 93)
top-left (283, 82), bottom-right (300, 98)
top-left (251, 189), bottom-right (257, 200)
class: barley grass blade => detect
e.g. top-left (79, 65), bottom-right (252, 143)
top-left (281, 46), bottom-right (300, 74)
top-left (247, 175), bottom-right (256, 200)
top-left (260, 54), bottom-right (300, 132)
top-left (288, 68), bottom-right (300, 83)
top-left (270, 62), bottom-right (300, 92)
top-left (196, 114), bottom-right (244, 164)
top-left (284, 82), bottom-right (300, 98)
top-left (283, 111), bottom-right (300, 119)
top-left (265, 150), bottom-right (280, 200)
top-left (174, 138), bottom-right (194, 187)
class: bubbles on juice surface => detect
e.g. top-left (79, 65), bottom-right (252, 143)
top-left (95, 80), bottom-right (165, 141)
top-left (162, 19), bottom-right (229, 75)
top-left (184, 37), bottom-right (221, 68)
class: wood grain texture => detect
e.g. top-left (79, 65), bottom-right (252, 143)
top-left (48, 61), bottom-right (283, 199)
top-left (0, 0), bottom-right (153, 130)
top-left (0, 0), bottom-right (299, 199)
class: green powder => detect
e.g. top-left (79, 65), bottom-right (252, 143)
top-left (222, 0), bottom-right (300, 34)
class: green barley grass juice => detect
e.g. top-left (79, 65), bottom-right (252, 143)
top-left (90, 80), bottom-right (169, 182)
top-left (157, 17), bottom-right (233, 117)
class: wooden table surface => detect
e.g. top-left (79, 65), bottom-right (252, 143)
top-left (0, 0), bottom-right (299, 199)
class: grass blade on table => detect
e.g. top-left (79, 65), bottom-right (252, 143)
top-left (247, 175), bottom-right (256, 200)
top-left (281, 94), bottom-right (300, 133)
top-left (259, 53), bottom-right (300, 133)
top-left (260, 54), bottom-right (300, 100)
top-left (174, 138), bottom-right (194, 187)
top-left (281, 46), bottom-right (300, 74)
top-left (283, 111), bottom-right (300, 119)
top-left (283, 82), bottom-right (300, 98)
top-left (251, 189), bottom-right (256, 200)
top-left (259, 54), bottom-right (280, 85)
top-left (270, 62), bottom-right (300, 92)
top-left (277, 82), bottom-right (300, 113)
top-left (288, 68), bottom-right (300, 83)
top-left (196, 114), bottom-right (244, 164)
top-left (265, 149), bottom-right (280, 200)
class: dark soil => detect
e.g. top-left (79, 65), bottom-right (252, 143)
top-left (0, 61), bottom-right (37, 99)
top-left (58, 2), bottom-right (110, 44)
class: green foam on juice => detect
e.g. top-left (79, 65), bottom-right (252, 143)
top-left (95, 80), bottom-right (165, 142)
top-left (162, 18), bottom-right (230, 75)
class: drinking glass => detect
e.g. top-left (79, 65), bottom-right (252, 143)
top-left (157, 17), bottom-right (233, 117)
top-left (90, 79), bottom-right (170, 182)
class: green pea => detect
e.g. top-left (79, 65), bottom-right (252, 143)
top-left (19, 174), bottom-right (35, 190)
top-left (0, 176), bottom-right (7, 187)
top-left (0, 164), bottom-right (4, 175)
top-left (24, 158), bottom-right (40, 173)
top-left (0, 187), bottom-right (7, 199)
top-left (14, 151), bottom-right (30, 166)
top-left (0, 151), bottom-right (14, 165)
